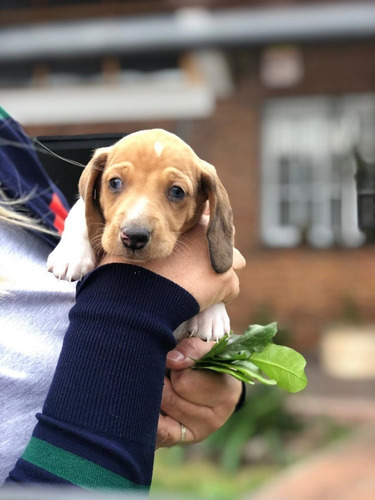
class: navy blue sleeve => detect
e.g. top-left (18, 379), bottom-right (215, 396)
top-left (7, 263), bottom-right (199, 492)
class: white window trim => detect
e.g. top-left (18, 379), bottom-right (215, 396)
top-left (261, 95), bottom-right (370, 248)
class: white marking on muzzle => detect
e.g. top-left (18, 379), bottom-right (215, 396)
top-left (126, 196), bottom-right (149, 221)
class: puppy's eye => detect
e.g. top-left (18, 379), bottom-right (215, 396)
top-left (169, 185), bottom-right (185, 201)
top-left (109, 177), bottom-right (123, 192)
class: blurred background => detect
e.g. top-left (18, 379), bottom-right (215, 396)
top-left (1, 1), bottom-right (374, 498)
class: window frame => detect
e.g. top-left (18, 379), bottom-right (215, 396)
top-left (260, 95), bottom-right (371, 248)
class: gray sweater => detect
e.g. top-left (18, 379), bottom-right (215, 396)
top-left (0, 222), bottom-right (75, 483)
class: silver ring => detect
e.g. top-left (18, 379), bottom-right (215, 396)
top-left (179, 423), bottom-right (186, 443)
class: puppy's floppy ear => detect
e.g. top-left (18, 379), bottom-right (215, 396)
top-left (78, 147), bottom-right (109, 255)
top-left (200, 161), bottom-right (234, 274)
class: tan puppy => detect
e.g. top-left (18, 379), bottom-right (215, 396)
top-left (48, 129), bottom-right (238, 340)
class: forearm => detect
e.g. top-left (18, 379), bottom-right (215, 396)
top-left (6, 264), bottom-right (199, 491)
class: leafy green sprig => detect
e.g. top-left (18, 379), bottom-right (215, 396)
top-left (192, 323), bottom-right (307, 393)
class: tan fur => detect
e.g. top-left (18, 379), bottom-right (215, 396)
top-left (79, 129), bottom-right (233, 273)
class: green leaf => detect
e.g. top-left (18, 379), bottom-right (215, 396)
top-left (194, 363), bottom-right (257, 384)
top-left (193, 358), bottom-right (277, 386)
top-left (250, 343), bottom-right (307, 393)
top-left (223, 323), bottom-right (278, 357)
top-left (231, 360), bottom-right (277, 386)
top-left (194, 334), bottom-right (230, 363)
top-left (192, 322), bottom-right (308, 393)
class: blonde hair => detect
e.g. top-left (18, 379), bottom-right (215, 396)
top-left (0, 187), bottom-right (59, 236)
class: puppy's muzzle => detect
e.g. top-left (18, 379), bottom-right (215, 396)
top-left (121, 226), bottom-right (151, 251)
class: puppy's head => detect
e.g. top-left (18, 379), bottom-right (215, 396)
top-left (79, 129), bottom-right (233, 273)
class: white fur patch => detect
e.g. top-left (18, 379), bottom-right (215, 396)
top-left (126, 196), bottom-right (149, 221)
top-left (46, 197), bottom-right (96, 281)
top-left (154, 141), bottom-right (164, 157)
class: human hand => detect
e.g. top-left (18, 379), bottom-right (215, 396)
top-left (156, 337), bottom-right (243, 448)
top-left (99, 216), bottom-right (245, 311)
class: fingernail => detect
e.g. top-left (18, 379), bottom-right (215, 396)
top-left (167, 350), bottom-right (185, 362)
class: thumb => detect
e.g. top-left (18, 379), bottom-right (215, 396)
top-left (166, 337), bottom-right (215, 371)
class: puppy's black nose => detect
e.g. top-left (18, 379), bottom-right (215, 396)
top-left (121, 227), bottom-right (151, 250)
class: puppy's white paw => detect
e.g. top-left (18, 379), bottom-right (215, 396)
top-left (47, 197), bottom-right (97, 281)
top-left (187, 302), bottom-right (230, 342)
top-left (47, 238), bottom-right (96, 281)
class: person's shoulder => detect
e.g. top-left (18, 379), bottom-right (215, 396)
top-left (0, 222), bottom-right (50, 261)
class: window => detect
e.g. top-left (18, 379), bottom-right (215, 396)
top-left (260, 95), bottom-right (375, 248)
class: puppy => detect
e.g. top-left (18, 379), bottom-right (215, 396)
top-left (47, 129), bottom-right (237, 341)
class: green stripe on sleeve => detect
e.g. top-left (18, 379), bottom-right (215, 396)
top-left (22, 437), bottom-right (148, 492)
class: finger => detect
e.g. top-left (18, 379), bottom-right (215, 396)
top-left (221, 270), bottom-right (240, 304)
top-left (233, 248), bottom-right (246, 270)
top-left (156, 414), bottom-right (193, 448)
top-left (166, 337), bottom-right (216, 370)
top-left (171, 366), bottom-right (242, 408)
top-left (156, 414), bottom-right (180, 448)
top-left (160, 377), bottom-right (215, 440)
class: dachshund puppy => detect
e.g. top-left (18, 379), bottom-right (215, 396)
top-left (47, 129), bottom-right (239, 340)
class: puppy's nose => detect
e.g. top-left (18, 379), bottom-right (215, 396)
top-left (121, 227), bottom-right (151, 250)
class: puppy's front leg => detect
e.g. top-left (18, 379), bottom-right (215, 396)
top-left (178, 302), bottom-right (230, 342)
top-left (47, 197), bottom-right (96, 281)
